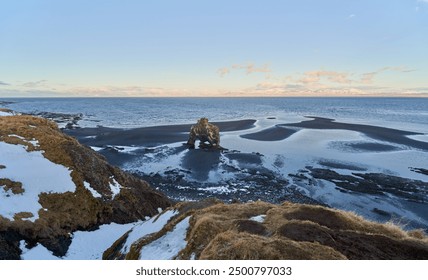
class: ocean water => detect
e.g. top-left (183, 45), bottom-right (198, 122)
top-left (2, 97), bottom-right (428, 131)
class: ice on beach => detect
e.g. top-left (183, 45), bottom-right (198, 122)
top-left (109, 145), bottom-right (141, 154)
top-left (139, 216), bottom-right (190, 260)
top-left (123, 143), bottom-right (187, 176)
top-left (406, 134), bottom-right (428, 143)
top-left (304, 179), bottom-right (426, 226)
top-left (0, 141), bottom-right (76, 221)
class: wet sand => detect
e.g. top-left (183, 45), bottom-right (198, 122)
top-left (282, 116), bottom-right (428, 151)
top-left (66, 119), bottom-right (256, 147)
top-left (241, 126), bottom-right (298, 141)
top-left (65, 116), bottom-right (427, 152)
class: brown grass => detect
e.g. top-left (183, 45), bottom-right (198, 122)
top-left (0, 178), bottom-right (24, 194)
top-left (121, 200), bottom-right (428, 260)
top-left (13, 212), bottom-right (34, 220)
top-left (0, 115), bottom-right (171, 257)
top-left (199, 231), bottom-right (347, 260)
top-left (102, 230), bottom-right (131, 260)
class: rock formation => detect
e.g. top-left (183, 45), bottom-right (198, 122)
top-left (186, 118), bottom-right (220, 149)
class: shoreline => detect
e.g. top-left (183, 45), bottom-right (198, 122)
top-left (65, 116), bottom-right (428, 152)
top-left (61, 116), bottom-right (428, 230)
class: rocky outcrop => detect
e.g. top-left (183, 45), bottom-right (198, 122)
top-left (0, 115), bottom-right (171, 259)
top-left (186, 118), bottom-right (220, 149)
top-left (105, 200), bottom-right (428, 260)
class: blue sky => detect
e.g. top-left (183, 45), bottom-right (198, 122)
top-left (1, 0), bottom-right (428, 97)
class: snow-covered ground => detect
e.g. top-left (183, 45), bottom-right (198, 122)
top-left (121, 209), bottom-right (177, 255)
top-left (0, 141), bottom-right (76, 221)
top-left (0, 111), bottom-right (13, 116)
top-left (20, 221), bottom-right (137, 260)
top-left (139, 216), bottom-right (190, 260)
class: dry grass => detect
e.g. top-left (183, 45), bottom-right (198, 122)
top-left (121, 200), bottom-right (428, 260)
top-left (199, 231), bottom-right (347, 260)
top-left (0, 115), bottom-right (171, 257)
top-left (13, 212), bottom-right (34, 220)
top-left (0, 178), bottom-right (24, 194)
top-left (267, 202), bottom-right (417, 240)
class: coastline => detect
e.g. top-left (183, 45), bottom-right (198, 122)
top-left (63, 116), bottom-right (428, 231)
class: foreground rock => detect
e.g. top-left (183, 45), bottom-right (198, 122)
top-left (0, 115), bottom-right (171, 259)
top-left (104, 200), bottom-right (428, 260)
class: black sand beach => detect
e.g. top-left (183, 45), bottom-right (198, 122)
top-left (66, 119), bottom-right (256, 147)
top-left (63, 116), bottom-right (428, 230)
top-left (67, 116), bottom-right (428, 152)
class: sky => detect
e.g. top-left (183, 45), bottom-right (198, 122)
top-left (1, 0), bottom-right (428, 97)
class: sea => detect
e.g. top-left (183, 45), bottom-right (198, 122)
top-left (1, 97), bottom-right (427, 132)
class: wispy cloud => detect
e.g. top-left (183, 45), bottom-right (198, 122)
top-left (360, 66), bottom-right (416, 84)
top-left (218, 63), bottom-right (271, 77)
top-left (299, 70), bottom-right (352, 85)
top-left (0, 81), bottom-right (10, 86)
top-left (347, 14), bottom-right (356, 20)
top-left (21, 80), bottom-right (47, 88)
top-left (217, 67), bottom-right (230, 77)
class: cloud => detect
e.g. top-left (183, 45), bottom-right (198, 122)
top-left (299, 70), bottom-right (352, 85)
top-left (233, 63), bottom-right (271, 74)
top-left (360, 72), bottom-right (378, 84)
top-left (217, 67), bottom-right (230, 77)
top-left (347, 14), bottom-right (356, 20)
top-left (360, 66), bottom-right (416, 84)
top-left (0, 81), bottom-right (10, 86)
top-left (218, 63), bottom-right (271, 77)
top-left (21, 80), bottom-right (47, 88)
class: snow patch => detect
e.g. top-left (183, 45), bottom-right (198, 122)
top-left (90, 146), bottom-right (104, 151)
top-left (28, 139), bottom-right (39, 147)
top-left (0, 111), bottom-right (13, 117)
top-left (121, 210), bottom-right (177, 254)
top-left (84, 181), bottom-right (102, 198)
top-left (0, 142), bottom-right (76, 221)
top-left (249, 214), bottom-right (266, 223)
top-left (109, 177), bottom-right (122, 199)
top-left (139, 216), bottom-right (190, 260)
top-left (8, 134), bottom-right (25, 140)
top-left (64, 222), bottom-right (136, 260)
top-left (20, 241), bottom-right (61, 260)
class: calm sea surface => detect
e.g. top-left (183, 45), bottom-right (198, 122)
top-left (2, 97), bottom-right (427, 131)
